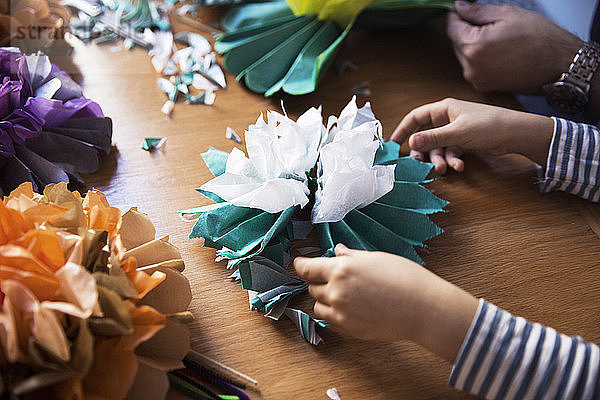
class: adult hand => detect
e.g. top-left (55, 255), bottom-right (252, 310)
top-left (447, 1), bottom-right (583, 94)
top-left (390, 98), bottom-right (554, 174)
top-left (294, 243), bottom-right (478, 362)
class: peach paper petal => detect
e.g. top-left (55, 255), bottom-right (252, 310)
top-left (123, 302), bottom-right (166, 350)
top-left (42, 262), bottom-right (98, 319)
top-left (119, 256), bottom-right (166, 300)
top-left (119, 208), bottom-right (156, 251)
top-left (2, 280), bottom-right (69, 362)
top-left (83, 336), bottom-right (138, 400)
top-left (0, 202), bottom-right (31, 245)
top-left (14, 229), bottom-right (65, 272)
top-left (22, 203), bottom-right (68, 226)
top-left (84, 304), bottom-right (165, 399)
top-left (138, 268), bottom-right (191, 315)
top-left (87, 206), bottom-right (121, 241)
top-left (43, 183), bottom-right (86, 229)
top-left (122, 236), bottom-right (181, 267)
top-left (0, 302), bottom-right (20, 362)
top-left (135, 318), bottom-right (189, 371)
top-left (55, 231), bottom-right (83, 264)
top-left (0, 244), bottom-right (56, 277)
top-left (3, 182), bottom-right (34, 204)
top-left (0, 266), bottom-right (59, 301)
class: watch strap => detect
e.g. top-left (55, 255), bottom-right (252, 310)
top-left (563, 42), bottom-right (600, 91)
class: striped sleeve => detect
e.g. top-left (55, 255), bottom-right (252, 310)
top-left (540, 117), bottom-right (600, 201)
top-left (448, 299), bottom-right (600, 399)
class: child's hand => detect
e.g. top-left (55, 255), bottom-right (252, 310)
top-left (294, 244), bottom-right (478, 362)
top-left (390, 98), bottom-right (554, 174)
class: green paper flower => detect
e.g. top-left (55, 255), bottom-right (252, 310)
top-left (179, 97), bottom-right (446, 344)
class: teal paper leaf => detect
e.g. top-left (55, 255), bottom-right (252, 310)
top-left (183, 147), bottom-right (297, 266)
top-left (220, 2), bottom-right (295, 32)
top-left (201, 146), bottom-right (229, 177)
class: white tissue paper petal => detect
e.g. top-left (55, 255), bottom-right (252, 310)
top-left (312, 98), bottom-right (395, 224)
top-left (200, 119), bottom-right (316, 213)
top-left (201, 175), bottom-right (309, 213)
top-left (201, 97), bottom-right (389, 217)
top-left (324, 95), bottom-right (382, 146)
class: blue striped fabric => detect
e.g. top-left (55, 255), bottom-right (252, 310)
top-left (541, 118), bottom-right (600, 201)
top-left (449, 300), bottom-right (600, 399)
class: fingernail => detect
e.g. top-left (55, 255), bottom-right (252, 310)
top-left (335, 243), bottom-right (349, 255)
top-left (455, 0), bottom-right (469, 8)
top-left (412, 135), bottom-right (424, 149)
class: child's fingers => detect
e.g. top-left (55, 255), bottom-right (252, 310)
top-left (429, 148), bottom-right (448, 174)
top-left (308, 283), bottom-right (330, 305)
top-left (410, 149), bottom-right (425, 161)
top-left (445, 147), bottom-right (464, 172)
top-left (390, 102), bottom-right (444, 144)
top-left (313, 301), bottom-right (335, 322)
top-left (294, 256), bottom-right (334, 283)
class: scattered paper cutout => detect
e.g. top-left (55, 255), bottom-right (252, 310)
top-left (142, 137), bottom-right (167, 151)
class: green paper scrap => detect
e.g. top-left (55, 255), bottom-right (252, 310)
top-left (141, 137), bottom-right (166, 151)
top-left (268, 20), bottom-right (342, 96)
top-left (215, 206), bottom-right (296, 264)
top-left (378, 181), bottom-right (449, 213)
top-left (214, 15), bottom-right (299, 54)
top-left (238, 258), bottom-right (307, 313)
top-left (284, 308), bottom-right (328, 346)
top-left (239, 258), bottom-right (301, 291)
top-left (251, 283), bottom-right (307, 313)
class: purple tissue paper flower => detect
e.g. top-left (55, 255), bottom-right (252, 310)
top-left (0, 47), bottom-right (112, 196)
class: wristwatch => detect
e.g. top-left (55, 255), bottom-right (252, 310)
top-left (543, 42), bottom-right (600, 115)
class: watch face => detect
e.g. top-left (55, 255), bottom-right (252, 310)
top-left (545, 82), bottom-right (588, 114)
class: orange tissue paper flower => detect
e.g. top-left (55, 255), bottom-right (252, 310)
top-left (0, 182), bottom-right (192, 399)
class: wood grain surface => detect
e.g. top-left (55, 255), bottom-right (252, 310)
top-left (60, 14), bottom-right (600, 399)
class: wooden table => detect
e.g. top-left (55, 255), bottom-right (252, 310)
top-left (61, 17), bottom-right (600, 399)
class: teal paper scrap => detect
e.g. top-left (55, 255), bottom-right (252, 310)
top-left (284, 308), bottom-right (328, 346)
top-left (141, 137), bottom-right (166, 151)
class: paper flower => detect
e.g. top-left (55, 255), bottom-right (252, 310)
top-left (200, 106), bottom-right (324, 213)
top-left (181, 97), bottom-right (446, 344)
top-left (214, 0), bottom-right (455, 96)
top-left (0, 182), bottom-right (191, 399)
top-left (0, 48), bottom-right (112, 197)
